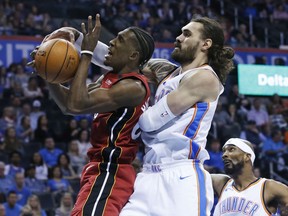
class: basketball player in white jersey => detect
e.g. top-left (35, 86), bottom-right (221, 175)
top-left (118, 17), bottom-right (234, 216)
top-left (212, 138), bottom-right (288, 216)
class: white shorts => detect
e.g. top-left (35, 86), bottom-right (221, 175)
top-left (120, 160), bottom-right (214, 216)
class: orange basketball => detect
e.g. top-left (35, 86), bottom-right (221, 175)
top-left (34, 38), bottom-right (80, 84)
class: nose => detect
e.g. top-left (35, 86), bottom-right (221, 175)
top-left (176, 34), bottom-right (184, 42)
top-left (222, 150), bottom-right (228, 160)
top-left (109, 39), bottom-right (115, 46)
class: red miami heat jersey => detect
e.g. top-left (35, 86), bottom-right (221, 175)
top-left (88, 72), bottom-right (150, 164)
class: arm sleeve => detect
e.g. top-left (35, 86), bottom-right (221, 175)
top-left (139, 95), bottom-right (176, 132)
top-left (75, 33), bottom-right (112, 71)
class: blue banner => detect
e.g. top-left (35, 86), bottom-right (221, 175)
top-left (0, 36), bottom-right (41, 67)
top-left (0, 37), bottom-right (287, 67)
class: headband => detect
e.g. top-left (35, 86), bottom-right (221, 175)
top-left (223, 138), bottom-right (255, 164)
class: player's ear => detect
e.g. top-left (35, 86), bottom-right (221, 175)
top-left (130, 51), bottom-right (140, 62)
top-left (201, 38), bottom-right (212, 51)
top-left (245, 153), bottom-right (251, 163)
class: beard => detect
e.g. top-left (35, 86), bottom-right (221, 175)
top-left (224, 160), bottom-right (245, 177)
top-left (171, 42), bottom-right (199, 65)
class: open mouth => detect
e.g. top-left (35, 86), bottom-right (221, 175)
top-left (223, 160), bottom-right (231, 166)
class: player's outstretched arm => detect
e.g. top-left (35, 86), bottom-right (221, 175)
top-left (265, 179), bottom-right (288, 215)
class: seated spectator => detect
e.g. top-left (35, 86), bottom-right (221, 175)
top-left (30, 100), bottom-right (45, 131)
top-left (55, 192), bottom-right (74, 216)
top-left (204, 139), bottom-right (224, 173)
top-left (60, 118), bottom-right (80, 143)
top-left (33, 114), bottom-right (53, 143)
top-left (77, 129), bottom-right (91, 158)
top-left (269, 106), bottom-right (287, 130)
top-left (30, 152), bottom-right (48, 181)
top-left (67, 139), bottom-right (87, 176)
top-left (16, 116), bottom-right (34, 144)
top-left (47, 166), bottom-right (73, 196)
top-left (9, 172), bottom-right (31, 206)
top-left (247, 98), bottom-right (270, 133)
top-left (0, 106), bottom-right (16, 137)
top-left (4, 151), bottom-right (25, 178)
top-left (240, 120), bottom-right (267, 166)
top-left (262, 127), bottom-right (288, 177)
top-left (24, 164), bottom-right (47, 194)
top-left (57, 153), bottom-right (79, 180)
top-left (0, 203), bottom-right (5, 216)
top-left (23, 76), bottom-right (43, 101)
top-left (21, 194), bottom-right (47, 216)
top-left (39, 136), bottom-right (63, 168)
top-left (0, 126), bottom-right (24, 154)
top-left (0, 161), bottom-right (14, 195)
top-left (3, 190), bottom-right (23, 216)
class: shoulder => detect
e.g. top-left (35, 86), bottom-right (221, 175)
top-left (211, 174), bottom-right (231, 196)
top-left (264, 178), bottom-right (288, 201)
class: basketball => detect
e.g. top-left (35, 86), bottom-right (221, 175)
top-left (34, 38), bottom-right (80, 84)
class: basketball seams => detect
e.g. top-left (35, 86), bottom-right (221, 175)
top-left (50, 40), bottom-right (69, 83)
top-left (44, 39), bottom-right (59, 81)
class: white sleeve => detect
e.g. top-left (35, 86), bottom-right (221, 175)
top-left (139, 95), bottom-right (176, 132)
top-left (75, 33), bottom-right (112, 71)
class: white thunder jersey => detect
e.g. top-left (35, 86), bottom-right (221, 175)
top-left (142, 65), bottom-right (223, 164)
top-left (214, 178), bottom-right (271, 216)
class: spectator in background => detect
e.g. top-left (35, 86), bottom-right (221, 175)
top-left (0, 126), bottom-right (24, 154)
top-left (0, 161), bottom-right (14, 195)
top-left (8, 172), bottom-right (31, 206)
top-left (3, 191), bottom-right (23, 216)
top-left (77, 129), bottom-right (91, 159)
top-left (30, 100), bottom-right (45, 131)
top-left (4, 151), bottom-right (25, 178)
top-left (240, 120), bottom-right (267, 166)
top-left (39, 136), bottom-right (63, 168)
top-left (21, 194), bottom-right (47, 216)
top-left (30, 152), bottom-right (48, 180)
top-left (23, 76), bottom-right (43, 101)
top-left (34, 114), bottom-right (54, 143)
top-left (247, 98), bottom-right (270, 133)
top-left (67, 139), bottom-right (87, 176)
top-left (57, 153), bottom-right (78, 180)
top-left (204, 139), bottom-right (224, 173)
top-left (0, 106), bottom-right (16, 136)
top-left (0, 203), bottom-right (5, 216)
top-left (262, 127), bottom-right (288, 177)
top-left (61, 118), bottom-right (80, 143)
top-left (24, 164), bottom-right (47, 194)
top-left (47, 166), bottom-right (73, 196)
top-left (55, 192), bottom-right (74, 216)
top-left (272, 3), bottom-right (288, 21)
top-left (16, 102), bottom-right (32, 129)
top-left (14, 65), bottom-right (29, 89)
top-left (16, 116), bottom-right (34, 144)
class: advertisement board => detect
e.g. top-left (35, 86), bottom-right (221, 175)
top-left (238, 64), bottom-right (288, 96)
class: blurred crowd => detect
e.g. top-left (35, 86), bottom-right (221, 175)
top-left (1, 0), bottom-right (288, 46)
top-left (0, 0), bottom-right (288, 215)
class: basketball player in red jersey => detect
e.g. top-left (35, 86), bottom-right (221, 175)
top-left (30, 14), bottom-right (154, 216)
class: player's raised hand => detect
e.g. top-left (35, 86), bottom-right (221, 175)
top-left (81, 14), bottom-right (101, 52)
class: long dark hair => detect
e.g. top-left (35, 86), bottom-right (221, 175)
top-left (193, 17), bottom-right (234, 84)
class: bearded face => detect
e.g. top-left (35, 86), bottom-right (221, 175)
top-left (171, 41), bottom-right (200, 65)
top-left (224, 159), bottom-right (245, 177)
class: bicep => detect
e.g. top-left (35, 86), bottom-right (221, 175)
top-left (167, 72), bottom-right (219, 116)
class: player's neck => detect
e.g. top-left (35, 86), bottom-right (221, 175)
top-left (180, 57), bottom-right (209, 73)
top-left (233, 172), bottom-right (258, 191)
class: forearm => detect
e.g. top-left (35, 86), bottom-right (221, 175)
top-left (67, 55), bottom-right (91, 112)
top-left (47, 83), bottom-right (71, 114)
top-left (75, 33), bottom-right (111, 71)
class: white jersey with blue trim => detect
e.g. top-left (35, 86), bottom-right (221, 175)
top-left (213, 178), bottom-right (270, 216)
top-left (142, 65), bottom-right (224, 164)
